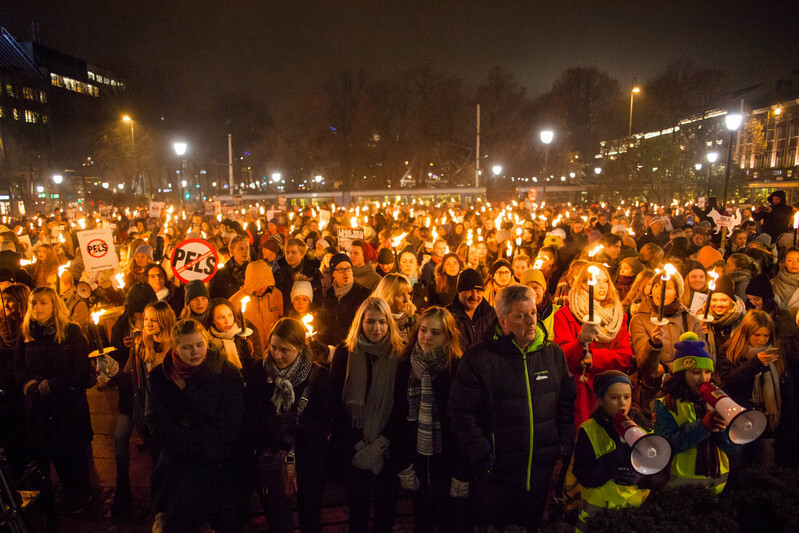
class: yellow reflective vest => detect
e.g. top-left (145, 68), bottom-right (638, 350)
top-left (655, 398), bottom-right (730, 494)
top-left (572, 417), bottom-right (650, 533)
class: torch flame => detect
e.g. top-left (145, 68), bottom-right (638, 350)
top-left (114, 272), bottom-right (125, 289)
top-left (91, 309), bottom-right (107, 325)
top-left (662, 263), bottom-right (677, 281)
top-left (57, 261), bottom-right (72, 277)
top-left (588, 244), bottom-right (604, 258)
top-left (240, 296), bottom-right (251, 313)
top-left (793, 211), bottom-right (799, 229)
top-left (587, 265), bottom-right (601, 286)
top-left (708, 270), bottom-right (719, 291)
top-left (350, 217), bottom-right (358, 228)
top-left (302, 313), bottom-right (316, 337)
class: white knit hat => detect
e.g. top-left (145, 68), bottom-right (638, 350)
top-left (290, 280), bottom-right (313, 302)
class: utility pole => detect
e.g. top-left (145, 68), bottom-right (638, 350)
top-left (228, 133), bottom-right (234, 194)
top-left (475, 104), bottom-right (480, 189)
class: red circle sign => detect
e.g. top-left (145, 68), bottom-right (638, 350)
top-left (527, 187), bottom-right (538, 202)
top-left (86, 238), bottom-right (109, 258)
top-left (170, 239), bottom-right (219, 284)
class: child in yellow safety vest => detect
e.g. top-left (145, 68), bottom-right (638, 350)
top-left (570, 370), bottom-right (666, 533)
top-left (652, 332), bottom-right (741, 494)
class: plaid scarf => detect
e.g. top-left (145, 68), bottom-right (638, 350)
top-left (407, 343), bottom-right (446, 455)
top-left (264, 347), bottom-right (314, 414)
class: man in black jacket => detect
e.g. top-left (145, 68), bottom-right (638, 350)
top-left (318, 253), bottom-right (371, 346)
top-left (448, 285), bottom-right (575, 532)
top-left (209, 235), bottom-right (250, 300)
top-left (446, 268), bottom-right (496, 352)
top-left (754, 189), bottom-right (792, 240)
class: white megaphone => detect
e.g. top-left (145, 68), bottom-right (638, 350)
top-left (613, 412), bottom-right (672, 475)
top-left (699, 382), bottom-right (767, 445)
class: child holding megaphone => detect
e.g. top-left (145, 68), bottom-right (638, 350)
top-left (568, 370), bottom-right (668, 532)
top-left (653, 332), bottom-right (742, 494)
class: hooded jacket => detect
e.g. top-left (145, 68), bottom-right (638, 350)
top-left (230, 260), bottom-right (283, 350)
top-left (754, 190), bottom-right (793, 240)
top-left (448, 321), bottom-right (575, 488)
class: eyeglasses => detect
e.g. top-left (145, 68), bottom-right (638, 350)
top-left (148, 273), bottom-right (165, 279)
top-left (334, 267), bottom-right (353, 274)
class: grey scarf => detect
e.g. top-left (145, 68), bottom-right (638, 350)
top-left (263, 347), bottom-right (314, 414)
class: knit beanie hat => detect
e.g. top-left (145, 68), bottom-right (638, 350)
top-left (745, 273), bottom-right (774, 300)
top-left (712, 274), bottom-right (736, 300)
top-left (681, 259), bottom-right (705, 279)
top-left (491, 258), bottom-right (512, 276)
top-left (697, 245), bottom-right (723, 269)
top-left (124, 282), bottom-right (157, 315)
top-left (520, 268), bottom-right (546, 288)
top-left (330, 253), bottom-right (352, 271)
top-left (593, 370), bottom-right (632, 398)
top-left (671, 332), bottom-right (714, 373)
top-left (184, 279), bottom-right (209, 305)
top-left (456, 268), bottom-right (484, 293)
top-left (291, 280), bottom-right (314, 302)
top-left (135, 244), bottom-right (154, 261)
top-left (261, 238), bottom-right (281, 255)
top-left (619, 257), bottom-right (643, 276)
top-left (399, 244), bottom-right (417, 259)
top-left (377, 248), bottom-right (394, 265)
top-left (611, 224), bottom-right (627, 236)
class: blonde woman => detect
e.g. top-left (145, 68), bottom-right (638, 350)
top-left (27, 243), bottom-right (60, 289)
top-left (13, 287), bottom-right (94, 513)
top-left (372, 273), bottom-right (418, 344)
top-left (330, 297), bottom-right (405, 533)
top-left (553, 263), bottom-right (634, 428)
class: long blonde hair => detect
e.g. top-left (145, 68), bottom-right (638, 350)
top-left (408, 306), bottom-right (463, 361)
top-left (372, 273), bottom-right (416, 317)
top-left (22, 286), bottom-right (73, 343)
top-left (344, 297), bottom-right (405, 355)
top-left (141, 301), bottom-right (176, 363)
top-left (572, 262), bottom-right (620, 306)
top-left (722, 310), bottom-right (783, 375)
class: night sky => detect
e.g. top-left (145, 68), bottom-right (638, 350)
top-left (2, 1), bottom-right (797, 115)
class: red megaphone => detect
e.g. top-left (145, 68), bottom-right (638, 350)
top-left (613, 412), bottom-right (672, 475)
top-left (699, 382), bottom-right (767, 445)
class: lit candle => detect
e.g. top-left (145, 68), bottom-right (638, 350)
top-left (586, 265), bottom-right (601, 323)
top-left (302, 313), bottom-right (316, 338)
top-left (114, 272), bottom-right (125, 290)
top-left (793, 212), bottom-right (799, 246)
top-left (240, 296), bottom-right (251, 314)
top-left (658, 264), bottom-right (677, 322)
top-left (703, 271), bottom-right (719, 320)
top-left (91, 309), bottom-right (107, 353)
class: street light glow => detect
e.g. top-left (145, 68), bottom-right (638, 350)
top-left (725, 113), bottom-right (743, 131)
top-left (122, 115), bottom-right (132, 123)
top-left (707, 152), bottom-right (719, 164)
top-left (181, 180), bottom-right (188, 187)
top-left (632, 86), bottom-right (641, 94)
top-left (314, 175), bottom-right (323, 183)
top-left (52, 174), bottom-right (63, 184)
top-left (271, 172), bottom-right (282, 183)
top-left (173, 142), bottom-right (187, 156)
top-left (695, 163), bottom-right (703, 171)
top-left (540, 130), bottom-right (554, 145)
top-left (594, 167), bottom-right (602, 175)
top-left (492, 165), bottom-right (502, 176)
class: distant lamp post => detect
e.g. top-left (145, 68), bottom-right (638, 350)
top-left (314, 175), bottom-right (323, 183)
top-left (594, 167), bottom-right (602, 175)
top-left (721, 113), bottom-right (743, 209)
top-left (706, 151), bottom-right (719, 198)
top-left (122, 115), bottom-right (139, 195)
top-left (174, 142), bottom-right (188, 201)
top-left (540, 129), bottom-right (554, 202)
top-left (52, 174), bottom-right (63, 207)
top-left (271, 172), bottom-right (282, 183)
top-left (491, 165), bottom-right (503, 176)
top-left (629, 83), bottom-right (641, 137)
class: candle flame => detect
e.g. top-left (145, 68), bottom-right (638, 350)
top-left (392, 232), bottom-right (408, 248)
top-left (240, 296), bottom-right (251, 313)
top-left (350, 217), bottom-right (358, 228)
top-left (587, 265), bottom-right (601, 286)
top-left (708, 270), bottom-right (719, 291)
top-left (114, 272), bottom-right (125, 289)
top-left (662, 263), bottom-right (677, 281)
top-left (588, 244), bottom-right (604, 258)
top-left (301, 313), bottom-right (316, 337)
top-left (793, 211), bottom-right (799, 229)
top-left (91, 309), bottom-right (107, 325)
top-left (57, 261), bottom-right (72, 277)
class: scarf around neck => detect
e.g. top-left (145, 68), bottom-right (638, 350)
top-left (568, 285), bottom-right (624, 343)
top-left (408, 343), bottom-right (446, 455)
top-left (263, 347), bottom-right (314, 414)
top-left (211, 324), bottom-right (243, 369)
top-left (342, 332), bottom-right (398, 442)
top-left (711, 296), bottom-right (746, 327)
top-left (334, 280), bottom-right (354, 299)
top-left (772, 268), bottom-right (799, 307)
top-left (167, 350), bottom-right (203, 390)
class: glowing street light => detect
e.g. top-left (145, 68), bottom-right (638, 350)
top-left (491, 165), bottom-right (503, 176)
top-left (173, 142), bottom-right (187, 157)
top-left (52, 174), bottom-right (63, 184)
top-left (722, 112), bottom-right (743, 208)
top-left (629, 82), bottom-right (641, 137)
top-left (271, 172), bottom-right (282, 183)
top-left (540, 129), bottom-right (554, 202)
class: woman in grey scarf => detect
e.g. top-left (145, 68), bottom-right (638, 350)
top-left (330, 297), bottom-right (405, 533)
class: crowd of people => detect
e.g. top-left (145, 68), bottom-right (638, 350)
top-left (0, 189), bottom-right (797, 532)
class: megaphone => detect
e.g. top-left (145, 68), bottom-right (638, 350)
top-left (699, 382), bottom-right (767, 444)
top-left (76, 281), bottom-right (92, 300)
top-left (613, 412), bottom-right (672, 475)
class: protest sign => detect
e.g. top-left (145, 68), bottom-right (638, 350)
top-left (170, 238), bottom-right (219, 284)
top-left (337, 227), bottom-right (365, 253)
top-left (149, 202), bottom-right (165, 218)
top-left (77, 228), bottom-right (119, 274)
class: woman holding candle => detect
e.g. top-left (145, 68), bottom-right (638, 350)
top-left (241, 317), bottom-right (332, 533)
top-left (553, 263), bottom-right (634, 428)
top-left (629, 267), bottom-right (705, 416)
top-left (702, 274), bottom-right (746, 358)
top-left (13, 286), bottom-right (94, 513)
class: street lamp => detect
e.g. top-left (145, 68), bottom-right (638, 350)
top-left (491, 165), bottom-right (502, 176)
top-left (52, 174), bottom-right (63, 207)
top-left (721, 112), bottom-right (743, 209)
top-left (706, 151), bottom-right (718, 198)
top-left (174, 142), bottom-right (188, 201)
top-left (271, 172), bottom-right (282, 183)
top-left (628, 83), bottom-right (641, 137)
top-left (540, 130), bottom-right (553, 203)
top-left (122, 115), bottom-right (139, 195)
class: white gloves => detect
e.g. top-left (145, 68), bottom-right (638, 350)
top-left (352, 436), bottom-right (389, 474)
top-left (398, 465), bottom-right (421, 491)
top-left (578, 321), bottom-right (601, 344)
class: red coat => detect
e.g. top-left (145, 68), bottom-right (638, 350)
top-left (552, 303), bottom-right (633, 428)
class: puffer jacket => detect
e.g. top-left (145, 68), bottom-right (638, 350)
top-left (448, 321), bottom-right (575, 488)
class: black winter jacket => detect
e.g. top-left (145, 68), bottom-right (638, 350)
top-left (272, 256), bottom-right (323, 314)
top-left (448, 323), bottom-right (575, 487)
top-left (146, 349), bottom-right (245, 519)
top-left (318, 283), bottom-right (372, 346)
top-left (446, 297), bottom-right (497, 352)
top-left (209, 258), bottom-right (249, 300)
